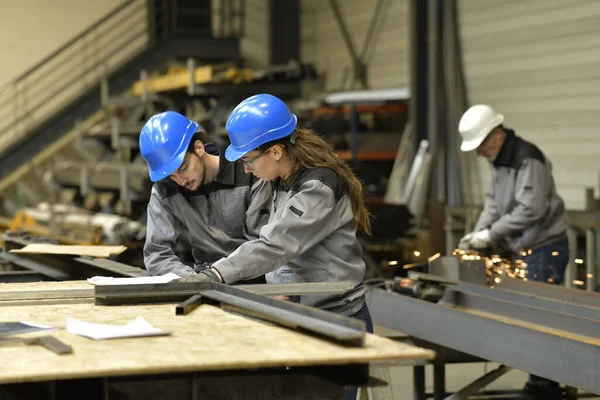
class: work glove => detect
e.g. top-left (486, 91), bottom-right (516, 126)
top-left (458, 233), bottom-right (475, 250)
top-left (176, 269), bottom-right (221, 283)
top-left (470, 229), bottom-right (491, 249)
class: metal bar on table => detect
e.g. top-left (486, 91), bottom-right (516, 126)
top-left (239, 282), bottom-right (356, 296)
top-left (94, 281), bottom-right (357, 305)
top-left (175, 294), bottom-right (205, 315)
top-left (96, 282), bottom-right (365, 347)
top-left (0, 288), bottom-right (93, 301)
top-left (1, 335), bottom-right (73, 355)
top-left (444, 365), bottom-right (512, 400)
top-left (366, 288), bottom-right (600, 394)
top-left (197, 285), bottom-right (365, 346)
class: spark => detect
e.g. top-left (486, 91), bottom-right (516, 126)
top-left (387, 260), bottom-right (398, 266)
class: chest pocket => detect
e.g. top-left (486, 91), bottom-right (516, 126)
top-left (495, 168), bottom-right (517, 214)
top-left (216, 191), bottom-right (247, 237)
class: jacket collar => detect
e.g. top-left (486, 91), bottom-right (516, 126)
top-left (492, 128), bottom-right (517, 168)
top-left (205, 143), bottom-right (235, 186)
top-left (274, 167), bottom-right (306, 191)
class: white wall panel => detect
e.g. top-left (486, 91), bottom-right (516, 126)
top-left (0, 0), bottom-right (123, 86)
top-left (459, 0), bottom-right (600, 210)
top-left (301, 0), bottom-right (410, 93)
top-left (240, 0), bottom-right (269, 69)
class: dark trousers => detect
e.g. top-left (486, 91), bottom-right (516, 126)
top-left (522, 236), bottom-right (569, 387)
top-left (346, 304), bottom-right (374, 400)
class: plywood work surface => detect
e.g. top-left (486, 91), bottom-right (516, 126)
top-left (9, 244), bottom-right (127, 257)
top-left (0, 302), bottom-right (435, 384)
top-left (0, 280), bottom-right (90, 293)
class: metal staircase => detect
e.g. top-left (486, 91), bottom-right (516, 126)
top-left (0, 0), bottom-right (243, 213)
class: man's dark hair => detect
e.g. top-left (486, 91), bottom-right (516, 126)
top-left (186, 131), bottom-right (205, 153)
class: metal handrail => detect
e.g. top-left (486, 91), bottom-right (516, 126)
top-left (0, 0), bottom-right (150, 157)
top-left (0, 0), bottom-right (135, 94)
top-left (0, 2), bottom-right (147, 99)
top-left (0, 0), bottom-right (244, 161)
top-left (0, 25), bottom-right (149, 138)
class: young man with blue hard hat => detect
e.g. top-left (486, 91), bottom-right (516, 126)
top-left (139, 111), bottom-right (272, 277)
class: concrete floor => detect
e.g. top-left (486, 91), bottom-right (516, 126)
top-left (385, 362), bottom-right (528, 399)
top-left (370, 325), bottom-right (529, 399)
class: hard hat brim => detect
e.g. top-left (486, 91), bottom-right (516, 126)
top-left (225, 115), bottom-right (298, 162)
top-left (148, 145), bottom-right (186, 182)
top-left (224, 144), bottom-right (248, 162)
top-left (460, 135), bottom-right (487, 152)
top-left (459, 113), bottom-right (504, 152)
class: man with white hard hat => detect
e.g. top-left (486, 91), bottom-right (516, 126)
top-left (458, 104), bottom-right (569, 397)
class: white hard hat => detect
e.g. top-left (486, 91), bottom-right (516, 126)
top-left (458, 105), bottom-right (504, 152)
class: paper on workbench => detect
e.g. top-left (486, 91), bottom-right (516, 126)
top-left (87, 273), bottom-right (181, 285)
top-left (66, 316), bottom-right (170, 340)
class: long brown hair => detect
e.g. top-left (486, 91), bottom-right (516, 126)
top-left (259, 129), bottom-right (372, 235)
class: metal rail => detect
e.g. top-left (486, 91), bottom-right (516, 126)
top-left (366, 287), bottom-right (600, 394)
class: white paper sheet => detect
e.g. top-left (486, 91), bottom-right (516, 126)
top-left (66, 316), bottom-right (170, 340)
top-left (87, 273), bottom-right (181, 285)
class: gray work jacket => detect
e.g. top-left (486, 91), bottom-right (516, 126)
top-left (144, 144), bottom-right (272, 276)
top-left (475, 129), bottom-right (567, 253)
top-left (212, 167), bottom-right (367, 316)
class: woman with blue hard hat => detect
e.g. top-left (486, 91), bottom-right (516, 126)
top-left (179, 94), bottom-right (373, 333)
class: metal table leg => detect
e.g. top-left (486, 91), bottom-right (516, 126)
top-left (413, 365), bottom-right (426, 400)
top-left (433, 364), bottom-right (446, 400)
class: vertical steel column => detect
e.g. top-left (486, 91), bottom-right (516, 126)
top-left (586, 229), bottom-right (596, 292)
top-left (445, 213), bottom-right (455, 256)
top-left (349, 106), bottom-right (359, 168)
top-left (409, 0), bottom-right (429, 144)
top-left (427, 0), bottom-right (441, 202)
top-left (566, 228), bottom-right (578, 289)
top-left (270, 0), bottom-right (300, 66)
top-left (433, 364), bottom-right (446, 400)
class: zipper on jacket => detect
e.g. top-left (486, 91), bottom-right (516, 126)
top-left (203, 190), bottom-right (212, 224)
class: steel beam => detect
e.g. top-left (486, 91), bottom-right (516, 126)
top-left (494, 277), bottom-right (600, 308)
top-left (454, 282), bottom-right (600, 322)
top-left (442, 287), bottom-right (600, 340)
top-left (366, 288), bottom-right (600, 394)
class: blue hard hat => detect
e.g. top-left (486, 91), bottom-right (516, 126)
top-left (225, 94), bottom-right (297, 161)
top-left (139, 111), bottom-right (199, 182)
